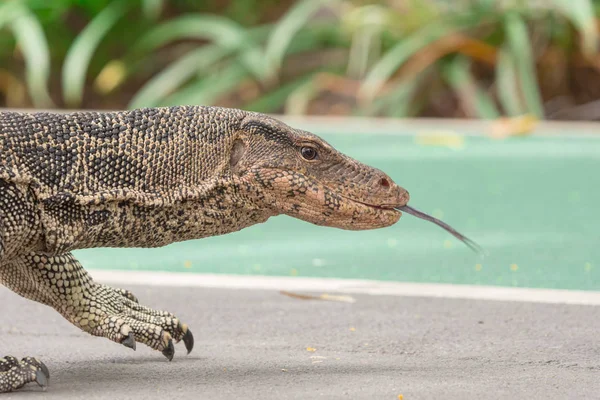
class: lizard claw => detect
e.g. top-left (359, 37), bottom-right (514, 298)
top-left (35, 367), bottom-right (49, 391)
top-left (39, 361), bottom-right (50, 380)
top-left (162, 338), bottom-right (175, 361)
top-left (182, 328), bottom-right (194, 355)
top-left (121, 332), bottom-right (136, 351)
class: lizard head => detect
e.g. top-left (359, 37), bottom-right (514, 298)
top-left (230, 114), bottom-right (409, 230)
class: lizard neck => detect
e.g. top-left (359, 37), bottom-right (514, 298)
top-left (39, 177), bottom-right (277, 253)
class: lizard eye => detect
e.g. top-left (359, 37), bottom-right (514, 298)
top-left (300, 146), bottom-right (317, 160)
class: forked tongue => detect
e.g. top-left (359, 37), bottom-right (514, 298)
top-left (396, 205), bottom-right (484, 256)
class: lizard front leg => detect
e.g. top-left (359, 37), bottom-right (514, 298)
top-left (1, 252), bottom-right (194, 362)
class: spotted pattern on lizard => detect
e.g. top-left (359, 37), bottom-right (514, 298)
top-left (0, 105), bottom-right (409, 392)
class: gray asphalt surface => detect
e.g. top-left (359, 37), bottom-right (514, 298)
top-left (1, 284), bottom-right (599, 399)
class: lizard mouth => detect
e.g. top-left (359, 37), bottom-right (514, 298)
top-left (365, 203), bottom-right (396, 211)
top-left (327, 193), bottom-right (401, 230)
top-left (341, 196), bottom-right (399, 212)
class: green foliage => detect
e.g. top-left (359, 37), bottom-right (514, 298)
top-left (62, 0), bottom-right (130, 106)
top-left (0, 0), bottom-right (598, 119)
top-left (443, 55), bottom-right (500, 120)
top-left (0, 0), bottom-right (53, 107)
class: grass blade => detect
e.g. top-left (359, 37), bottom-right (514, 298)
top-left (495, 48), bottom-right (525, 117)
top-left (131, 19), bottom-right (341, 109)
top-left (133, 15), bottom-right (265, 80)
top-left (504, 12), bottom-right (544, 118)
top-left (101, 24), bottom-right (272, 97)
top-left (359, 21), bottom-right (459, 102)
top-left (134, 15), bottom-right (250, 53)
top-left (62, 0), bottom-right (129, 106)
top-left (128, 46), bottom-right (231, 109)
top-left (141, 0), bottom-right (163, 20)
top-left (385, 81), bottom-right (421, 118)
top-left (285, 76), bottom-right (321, 115)
top-left (549, 0), bottom-right (597, 56)
top-left (264, 0), bottom-right (337, 76)
top-left (245, 70), bottom-right (325, 114)
top-left (364, 69), bottom-right (427, 118)
top-left (161, 63), bottom-right (249, 106)
top-left (0, 1), bottom-right (21, 27)
top-left (345, 6), bottom-right (384, 80)
top-left (443, 56), bottom-right (499, 119)
top-left (6, 2), bottom-right (53, 107)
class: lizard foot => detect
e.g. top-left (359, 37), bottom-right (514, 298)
top-left (99, 284), bottom-right (139, 303)
top-left (0, 356), bottom-right (49, 393)
top-left (74, 284), bottom-right (193, 361)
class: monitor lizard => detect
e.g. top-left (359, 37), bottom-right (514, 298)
top-left (0, 105), bottom-right (476, 392)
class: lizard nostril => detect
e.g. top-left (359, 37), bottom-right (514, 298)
top-left (379, 178), bottom-right (390, 189)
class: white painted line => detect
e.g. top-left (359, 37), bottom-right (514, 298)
top-left (89, 270), bottom-right (600, 306)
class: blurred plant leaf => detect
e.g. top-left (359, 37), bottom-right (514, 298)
top-left (496, 48), bottom-right (525, 117)
top-left (347, 25), bottom-right (380, 79)
top-left (246, 71), bottom-right (320, 113)
top-left (504, 12), bottom-right (544, 118)
top-left (443, 56), bottom-right (499, 119)
top-left (102, 24), bottom-right (272, 97)
top-left (129, 45), bottom-right (231, 108)
top-left (133, 15), bottom-right (266, 80)
top-left (1, 1), bottom-right (53, 107)
top-left (285, 76), bottom-right (320, 115)
top-left (141, 0), bottom-right (164, 20)
top-left (0, 1), bottom-right (22, 27)
top-left (246, 67), bottom-right (344, 115)
top-left (363, 0), bottom-right (438, 36)
top-left (359, 19), bottom-right (467, 102)
top-left (62, 0), bottom-right (130, 106)
top-left (161, 63), bottom-right (249, 106)
top-left (130, 20), bottom-right (341, 109)
top-left (22, 0), bottom-right (73, 21)
top-left (264, 0), bottom-right (338, 77)
top-left (73, 0), bottom-right (115, 17)
top-left (0, 0), bottom-right (597, 120)
top-left (342, 5), bottom-right (389, 79)
top-left (0, 68), bottom-right (27, 106)
top-left (366, 66), bottom-right (431, 118)
top-left (549, 0), bottom-right (597, 57)
top-left (343, 4), bottom-right (392, 32)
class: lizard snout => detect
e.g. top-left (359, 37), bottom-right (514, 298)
top-left (370, 174), bottom-right (410, 208)
top-left (397, 187), bottom-right (410, 206)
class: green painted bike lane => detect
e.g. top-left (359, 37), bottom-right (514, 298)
top-left (75, 124), bottom-right (600, 291)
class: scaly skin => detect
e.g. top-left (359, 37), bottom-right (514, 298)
top-left (0, 105), bottom-right (409, 392)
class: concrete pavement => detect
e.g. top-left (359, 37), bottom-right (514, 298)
top-left (2, 284), bottom-right (599, 399)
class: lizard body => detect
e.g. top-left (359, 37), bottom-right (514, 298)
top-left (0, 105), bottom-right (408, 392)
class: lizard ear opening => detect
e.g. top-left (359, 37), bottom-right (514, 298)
top-left (229, 139), bottom-right (247, 171)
